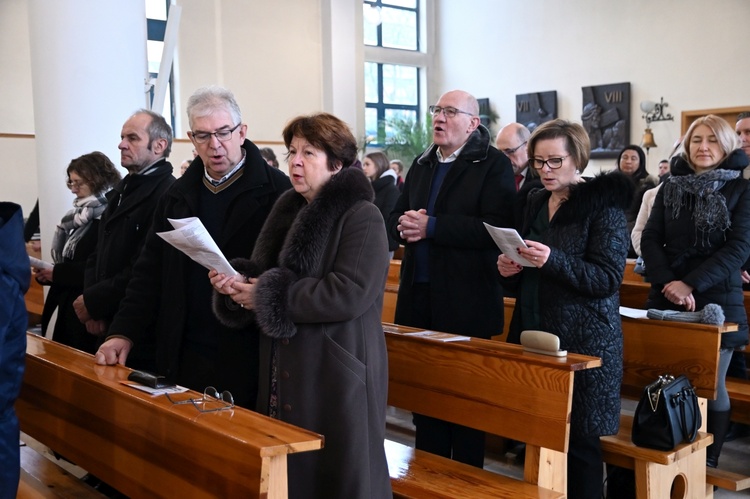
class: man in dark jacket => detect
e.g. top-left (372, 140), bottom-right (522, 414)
top-left (96, 87), bottom-right (292, 409)
top-left (387, 89), bottom-right (516, 467)
top-left (0, 202), bottom-right (30, 499)
top-left (72, 110), bottom-right (175, 370)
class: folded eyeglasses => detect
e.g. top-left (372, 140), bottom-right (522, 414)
top-left (165, 386), bottom-right (234, 413)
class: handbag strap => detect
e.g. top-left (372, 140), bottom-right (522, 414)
top-left (675, 387), bottom-right (700, 442)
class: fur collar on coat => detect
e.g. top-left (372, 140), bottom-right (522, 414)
top-left (416, 124), bottom-right (493, 165)
top-left (528, 170), bottom-right (635, 228)
top-left (213, 167), bottom-right (374, 336)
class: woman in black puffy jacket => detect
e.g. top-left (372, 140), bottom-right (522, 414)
top-left (642, 114), bottom-right (750, 469)
top-left (498, 119), bottom-right (633, 499)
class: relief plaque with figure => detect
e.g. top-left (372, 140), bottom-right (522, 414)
top-left (581, 82), bottom-right (630, 159)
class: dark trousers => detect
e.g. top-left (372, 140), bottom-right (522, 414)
top-left (413, 413), bottom-right (486, 467)
top-left (569, 434), bottom-right (604, 499)
top-left (407, 283), bottom-right (486, 468)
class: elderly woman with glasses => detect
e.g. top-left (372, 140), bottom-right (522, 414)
top-left (209, 113), bottom-right (391, 499)
top-left (33, 152), bottom-right (120, 353)
top-left (642, 115), bottom-right (750, 469)
top-left (497, 119), bottom-right (634, 498)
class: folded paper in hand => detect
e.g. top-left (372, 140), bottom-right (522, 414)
top-left (483, 223), bottom-right (533, 267)
top-left (29, 256), bottom-right (53, 270)
top-left (156, 217), bottom-right (238, 276)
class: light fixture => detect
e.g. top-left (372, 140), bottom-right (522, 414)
top-left (640, 97), bottom-right (674, 124)
top-left (364, 4), bottom-right (382, 26)
top-left (639, 97), bottom-right (673, 153)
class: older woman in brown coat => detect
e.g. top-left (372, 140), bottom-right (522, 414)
top-left (209, 113), bottom-right (391, 499)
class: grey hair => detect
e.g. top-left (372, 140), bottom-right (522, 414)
top-left (186, 86), bottom-right (242, 129)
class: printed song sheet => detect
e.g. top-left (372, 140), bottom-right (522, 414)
top-left (29, 256), bottom-right (53, 270)
top-left (156, 217), bottom-right (238, 276)
top-left (483, 223), bottom-right (534, 267)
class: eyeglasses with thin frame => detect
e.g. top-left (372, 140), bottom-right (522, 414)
top-left (501, 141), bottom-right (527, 157)
top-left (66, 179), bottom-right (86, 189)
top-left (428, 106), bottom-right (474, 119)
top-left (530, 156), bottom-right (569, 170)
top-left (190, 123), bottom-right (241, 144)
top-left (165, 386), bottom-right (235, 413)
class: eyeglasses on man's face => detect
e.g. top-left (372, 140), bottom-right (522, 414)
top-left (501, 141), bottom-right (527, 157)
top-left (428, 105), bottom-right (474, 119)
top-left (190, 123), bottom-right (241, 144)
top-left (530, 156), bottom-right (569, 170)
top-left (165, 386), bottom-right (235, 413)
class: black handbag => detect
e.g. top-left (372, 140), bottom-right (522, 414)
top-left (631, 374), bottom-right (701, 451)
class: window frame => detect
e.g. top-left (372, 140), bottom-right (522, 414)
top-left (146, 0), bottom-right (176, 131)
top-left (363, 0), bottom-right (428, 147)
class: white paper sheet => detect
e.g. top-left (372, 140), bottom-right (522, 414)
top-left (29, 256), bottom-right (53, 270)
top-left (402, 330), bottom-right (471, 342)
top-left (483, 223), bottom-right (534, 267)
top-left (619, 306), bottom-right (649, 319)
top-left (156, 217), bottom-right (238, 276)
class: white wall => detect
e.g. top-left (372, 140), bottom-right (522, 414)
top-left (3, 0), bottom-right (750, 219)
top-left (434, 0), bottom-right (750, 174)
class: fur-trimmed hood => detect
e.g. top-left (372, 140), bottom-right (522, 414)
top-left (529, 170), bottom-right (635, 227)
top-left (213, 167), bottom-right (375, 335)
top-left (416, 124), bottom-right (493, 165)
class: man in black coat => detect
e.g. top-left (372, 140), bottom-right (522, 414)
top-left (96, 87), bottom-right (292, 409)
top-left (72, 110), bottom-right (175, 370)
top-left (388, 89), bottom-right (516, 468)
top-left (496, 122), bottom-right (543, 230)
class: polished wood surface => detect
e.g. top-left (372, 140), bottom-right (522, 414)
top-left (25, 243), bottom-right (44, 319)
top-left (620, 316), bottom-right (731, 401)
top-left (17, 333), bottom-right (322, 498)
top-left (18, 444), bottom-right (102, 498)
top-left (385, 440), bottom-right (564, 499)
top-left (385, 322), bottom-right (598, 451)
top-left (384, 323), bottom-right (601, 495)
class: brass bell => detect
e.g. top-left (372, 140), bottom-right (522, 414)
top-left (641, 128), bottom-right (657, 150)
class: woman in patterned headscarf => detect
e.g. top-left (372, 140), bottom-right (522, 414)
top-left (34, 152), bottom-right (120, 353)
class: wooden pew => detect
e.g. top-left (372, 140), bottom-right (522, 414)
top-left (17, 333), bottom-right (322, 499)
top-left (383, 322), bottom-right (602, 498)
top-left (382, 259), bottom-right (401, 323)
top-left (501, 298), bottom-right (730, 497)
top-left (17, 443), bottom-right (102, 499)
top-left (25, 243), bottom-right (44, 324)
top-left (623, 258), bottom-right (645, 284)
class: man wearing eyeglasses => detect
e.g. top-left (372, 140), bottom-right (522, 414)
top-left (387, 89), bottom-right (515, 468)
top-left (496, 122), bottom-right (532, 191)
top-left (71, 110), bottom-right (175, 370)
top-left (96, 86), bottom-right (292, 409)
top-left (496, 122), bottom-right (542, 228)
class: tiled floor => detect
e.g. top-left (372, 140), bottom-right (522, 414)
top-left (386, 406), bottom-right (750, 497)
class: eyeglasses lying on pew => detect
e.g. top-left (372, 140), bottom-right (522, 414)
top-left (165, 386), bottom-right (235, 413)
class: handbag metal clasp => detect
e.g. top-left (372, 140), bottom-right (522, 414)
top-left (647, 374), bottom-right (675, 412)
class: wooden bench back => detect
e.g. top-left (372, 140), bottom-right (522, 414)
top-left (619, 316), bottom-right (731, 401)
top-left (18, 333), bottom-right (322, 499)
top-left (383, 323), bottom-right (600, 453)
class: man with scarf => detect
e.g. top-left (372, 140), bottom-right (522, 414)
top-left (72, 110), bottom-right (175, 370)
top-left (96, 86), bottom-right (291, 410)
